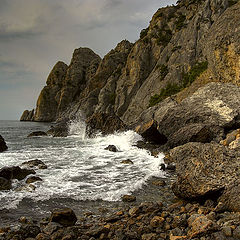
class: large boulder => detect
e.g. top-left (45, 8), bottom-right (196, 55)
top-left (170, 142), bottom-right (240, 211)
top-left (86, 112), bottom-right (126, 136)
top-left (135, 120), bottom-right (167, 144)
top-left (0, 135), bottom-right (8, 152)
top-left (155, 83), bottom-right (240, 147)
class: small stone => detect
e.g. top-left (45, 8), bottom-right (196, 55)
top-left (222, 226), bottom-right (232, 237)
top-left (129, 207), bottom-right (140, 216)
top-left (19, 216), bottom-right (29, 224)
top-left (233, 226), bottom-right (240, 239)
top-left (104, 145), bottom-right (118, 152)
top-left (141, 233), bottom-right (157, 240)
top-left (62, 235), bottom-right (74, 240)
top-left (50, 208), bottom-right (77, 226)
top-left (188, 215), bottom-right (218, 238)
top-left (170, 235), bottom-right (187, 240)
top-left (121, 195), bottom-right (136, 202)
top-left (26, 176), bottom-right (43, 184)
top-left (116, 211), bottom-right (124, 216)
top-left (38, 164), bottom-right (47, 169)
top-left (36, 233), bottom-right (51, 240)
top-left (43, 222), bottom-right (62, 235)
top-left (121, 159), bottom-right (133, 164)
top-left (150, 216), bottom-right (165, 227)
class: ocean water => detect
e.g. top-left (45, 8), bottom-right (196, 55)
top-left (0, 120), bottom-right (165, 225)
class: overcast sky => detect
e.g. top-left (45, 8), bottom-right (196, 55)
top-left (0, 0), bottom-right (176, 120)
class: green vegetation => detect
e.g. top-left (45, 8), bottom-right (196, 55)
top-left (157, 64), bottom-right (169, 80)
top-left (182, 61), bottom-right (208, 87)
top-left (149, 83), bottom-right (182, 107)
top-left (156, 29), bottom-right (172, 46)
top-left (140, 28), bottom-right (149, 39)
top-left (176, 14), bottom-right (186, 30)
top-left (149, 61), bottom-right (208, 107)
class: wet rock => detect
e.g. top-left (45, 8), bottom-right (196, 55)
top-left (22, 159), bottom-right (47, 169)
top-left (0, 177), bottom-right (11, 190)
top-left (43, 222), bottom-right (62, 235)
top-left (121, 195), bottom-right (136, 202)
top-left (46, 122), bottom-right (69, 137)
top-left (151, 179), bottom-right (166, 187)
top-left (166, 164), bottom-right (176, 171)
top-left (121, 159), bottom-right (133, 164)
top-left (0, 166), bottom-right (36, 181)
top-left (50, 208), bottom-right (77, 227)
top-left (26, 176), bottom-right (43, 184)
top-left (86, 112), bottom-right (126, 136)
top-left (104, 145), bottom-right (118, 152)
top-left (0, 135), bottom-right (8, 152)
top-left (135, 120), bottom-right (167, 144)
top-left (27, 131), bottom-right (47, 137)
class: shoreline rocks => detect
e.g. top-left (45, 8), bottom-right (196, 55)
top-left (0, 135), bottom-right (8, 152)
top-left (27, 131), bottom-right (47, 137)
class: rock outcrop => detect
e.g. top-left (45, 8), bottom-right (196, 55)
top-left (0, 135), bottom-right (8, 152)
top-left (136, 82), bottom-right (240, 148)
top-left (21, 0), bottom-right (240, 132)
top-left (20, 109), bottom-right (34, 121)
top-left (86, 112), bottom-right (126, 137)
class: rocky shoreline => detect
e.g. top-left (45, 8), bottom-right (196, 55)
top-left (2, 0), bottom-right (240, 238)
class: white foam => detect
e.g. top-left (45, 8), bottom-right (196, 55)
top-left (0, 120), bottom-right (165, 209)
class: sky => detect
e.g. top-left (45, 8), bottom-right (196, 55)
top-left (0, 0), bottom-right (176, 120)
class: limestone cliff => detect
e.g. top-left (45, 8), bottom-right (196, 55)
top-left (20, 0), bottom-right (240, 125)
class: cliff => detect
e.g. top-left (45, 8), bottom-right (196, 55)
top-left (21, 0), bottom-right (240, 126)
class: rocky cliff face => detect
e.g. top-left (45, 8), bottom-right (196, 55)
top-left (21, 0), bottom-right (240, 125)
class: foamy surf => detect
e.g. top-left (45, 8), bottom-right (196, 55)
top-left (0, 120), bottom-right (165, 210)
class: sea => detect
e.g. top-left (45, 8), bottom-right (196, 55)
top-left (0, 120), bottom-right (166, 226)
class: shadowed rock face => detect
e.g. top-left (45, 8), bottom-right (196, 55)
top-left (0, 135), bottom-right (7, 152)
top-left (85, 112), bottom-right (127, 137)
